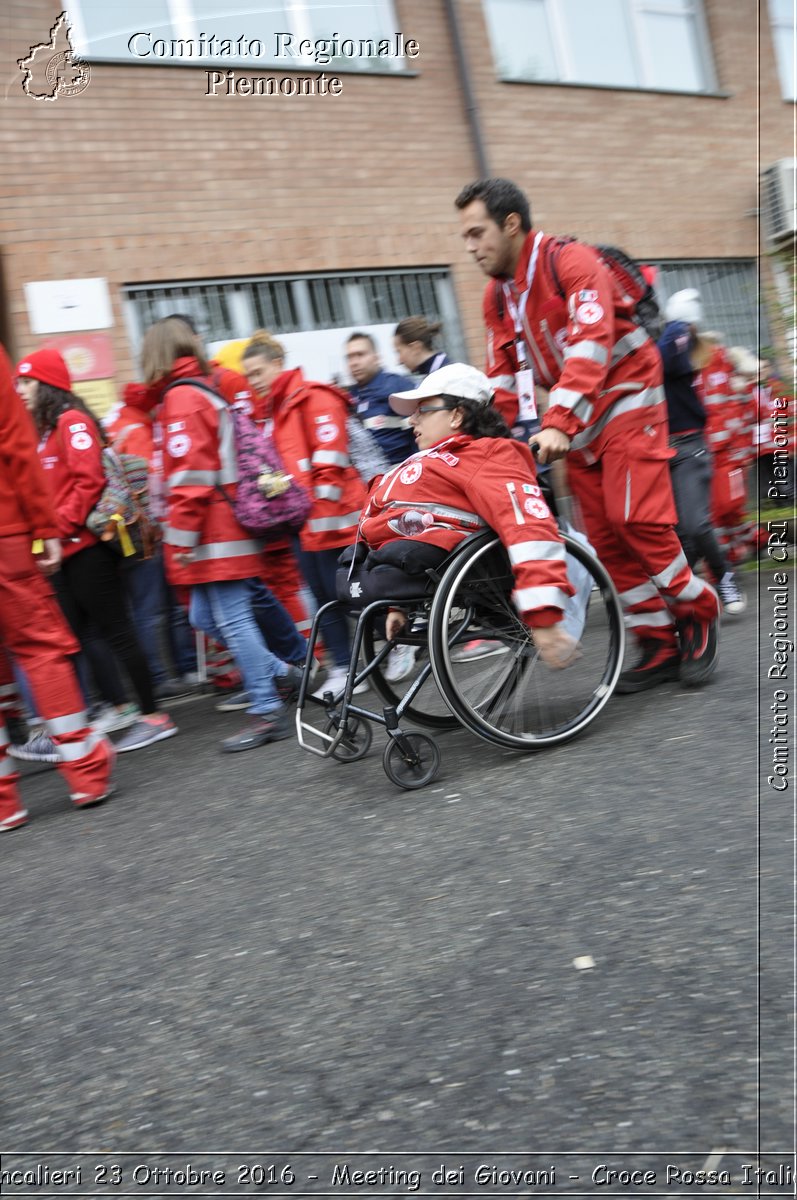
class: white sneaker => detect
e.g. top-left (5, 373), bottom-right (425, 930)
top-left (311, 669), bottom-right (369, 698)
top-left (383, 642), bottom-right (417, 683)
top-left (312, 668), bottom-right (348, 698)
top-left (91, 703), bottom-right (140, 734)
top-left (717, 572), bottom-right (747, 615)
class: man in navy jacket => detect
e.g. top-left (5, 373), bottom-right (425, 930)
top-left (658, 289), bottom-right (745, 615)
top-left (345, 331), bottom-right (415, 464)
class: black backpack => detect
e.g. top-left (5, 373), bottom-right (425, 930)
top-left (548, 237), bottom-right (663, 339)
top-left (495, 237), bottom-right (662, 340)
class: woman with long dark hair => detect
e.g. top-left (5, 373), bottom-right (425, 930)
top-left (15, 349), bottom-right (177, 753)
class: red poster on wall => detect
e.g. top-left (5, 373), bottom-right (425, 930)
top-left (41, 332), bottom-right (115, 381)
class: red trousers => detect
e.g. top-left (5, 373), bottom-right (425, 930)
top-left (568, 421), bottom-right (719, 644)
top-left (0, 535), bottom-right (113, 820)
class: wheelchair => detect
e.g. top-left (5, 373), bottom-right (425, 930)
top-left (295, 527), bottom-right (625, 790)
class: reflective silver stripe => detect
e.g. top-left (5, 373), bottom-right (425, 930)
top-left (312, 450), bottom-right (350, 468)
top-left (494, 374), bottom-right (517, 393)
top-left (611, 326), bottom-right (649, 364)
top-left (541, 319), bottom-right (564, 370)
top-left (298, 457), bottom-right (312, 473)
top-left (308, 510), bottom-right (361, 534)
top-left (619, 581), bottom-right (660, 606)
top-left (0, 684), bottom-right (18, 698)
top-left (0, 756), bottom-right (16, 776)
top-left (0, 729), bottom-right (9, 749)
top-left (164, 527), bottom-right (201, 548)
top-left (624, 609), bottom-right (674, 628)
top-left (549, 387), bottom-right (594, 425)
top-left (57, 731), bottom-right (102, 762)
top-left (47, 711), bottom-right (89, 736)
top-left (363, 415), bottom-right (407, 430)
top-left (571, 385), bottom-right (666, 451)
top-left (522, 321), bottom-right (554, 386)
top-left (710, 430), bottom-right (732, 442)
top-left (191, 539), bottom-right (264, 561)
top-left (703, 394), bottom-right (727, 406)
top-left (513, 585), bottom-right (569, 612)
top-left (384, 499), bottom-right (485, 527)
top-left (314, 484), bottom-right (342, 502)
top-left (624, 468), bottom-right (632, 521)
top-left (652, 551), bottom-right (688, 590)
top-left (564, 340), bottom-right (609, 366)
top-left (508, 540), bottom-right (566, 566)
top-left (664, 574), bottom-right (707, 603)
top-left (168, 469), bottom-right (218, 487)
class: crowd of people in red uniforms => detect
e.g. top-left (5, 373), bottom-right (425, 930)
top-left (2, 176), bottom-right (781, 831)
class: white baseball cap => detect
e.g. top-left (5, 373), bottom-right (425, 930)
top-left (665, 288), bottom-right (703, 326)
top-left (389, 363), bottom-right (494, 416)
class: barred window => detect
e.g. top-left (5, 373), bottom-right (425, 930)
top-left (122, 267), bottom-right (466, 382)
top-left (650, 259), bottom-right (766, 351)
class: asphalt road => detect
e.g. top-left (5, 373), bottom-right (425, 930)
top-left (2, 571), bottom-right (793, 1197)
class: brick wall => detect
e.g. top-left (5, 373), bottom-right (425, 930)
top-left (3, 0), bottom-right (792, 380)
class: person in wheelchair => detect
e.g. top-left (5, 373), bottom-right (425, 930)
top-left (337, 364), bottom-right (580, 671)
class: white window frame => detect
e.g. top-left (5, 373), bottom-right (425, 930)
top-left (485, 0), bottom-right (718, 94)
top-left (768, 0), bottom-right (797, 102)
top-left (69, 0), bottom-right (409, 72)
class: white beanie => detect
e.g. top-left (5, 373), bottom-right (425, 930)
top-left (665, 288), bottom-right (703, 325)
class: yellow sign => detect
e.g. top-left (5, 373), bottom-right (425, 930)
top-left (73, 378), bottom-right (118, 419)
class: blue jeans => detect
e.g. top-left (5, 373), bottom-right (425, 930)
top-left (297, 546), bottom-right (351, 669)
top-left (122, 554), bottom-right (169, 686)
top-left (166, 585), bottom-right (198, 677)
top-left (248, 578), bottom-right (306, 665)
top-left (189, 579), bottom-right (286, 715)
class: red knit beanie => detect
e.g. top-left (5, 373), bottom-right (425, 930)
top-left (16, 348), bottom-right (71, 391)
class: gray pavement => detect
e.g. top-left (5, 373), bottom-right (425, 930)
top-left (1, 571), bottom-right (793, 1196)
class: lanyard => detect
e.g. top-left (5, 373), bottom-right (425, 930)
top-left (502, 230), bottom-right (544, 370)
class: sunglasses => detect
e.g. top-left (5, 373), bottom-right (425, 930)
top-left (414, 396), bottom-right (459, 417)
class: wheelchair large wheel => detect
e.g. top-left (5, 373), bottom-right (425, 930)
top-left (428, 531), bottom-right (624, 749)
top-left (362, 608), bottom-right (459, 731)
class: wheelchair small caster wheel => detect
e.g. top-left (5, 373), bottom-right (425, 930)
top-left (382, 732), bottom-right (441, 789)
top-left (325, 714), bottom-right (373, 762)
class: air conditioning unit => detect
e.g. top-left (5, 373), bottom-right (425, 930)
top-left (761, 159), bottom-right (797, 241)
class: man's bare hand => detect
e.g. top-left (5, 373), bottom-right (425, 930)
top-left (33, 538), bottom-right (62, 575)
top-left (530, 426), bottom-right (571, 464)
top-left (531, 623), bottom-right (582, 669)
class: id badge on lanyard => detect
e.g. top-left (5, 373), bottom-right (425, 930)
top-left (516, 367), bottom-right (536, 422)
top-left (503, 231), bottom-right (544, 425)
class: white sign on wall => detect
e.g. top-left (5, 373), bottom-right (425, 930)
top-left (25, 278), bottom-right (114, 334)
top-left (208, 324), bottom-right (409, 387)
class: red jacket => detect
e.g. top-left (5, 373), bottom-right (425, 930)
top-left (38, 409), bottom-right (106, 560)
top-left (696, 347), bottom-right (752, 462)
top-left (158, 358), bottom-right (266, 585)
top-left (0, 345), bottom-right (59, 540)
top-left (483, 231), bottom-right (664, 456)
top-left (209, 362), bottom-right (258, 418)
top-left (359, 434), bottom-right (573, 627)
top-left (104, 401), bottom-right (155, 461)
top-left (269, 367), bottom-right (366, 552)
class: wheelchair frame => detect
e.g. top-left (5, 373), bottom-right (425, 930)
top-left (295, 530), bottom-right (625, 789)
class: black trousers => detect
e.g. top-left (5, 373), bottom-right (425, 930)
top-left (53, 542), bottom-right (156, 715)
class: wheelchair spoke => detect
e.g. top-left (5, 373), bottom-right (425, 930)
top-left (429, 532), bottom-right (624, 749)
